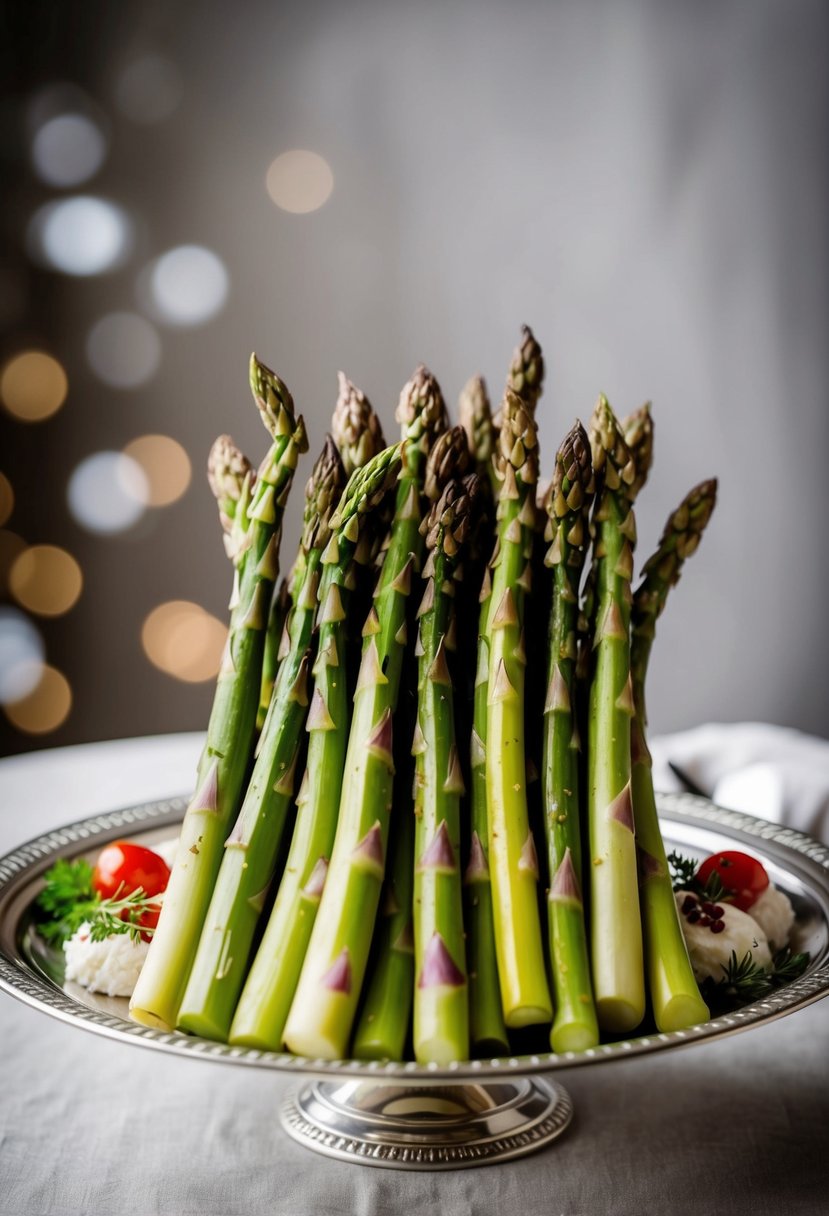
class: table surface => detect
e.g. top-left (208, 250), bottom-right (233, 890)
top-left (1, 733), bottom-right (827, 1216)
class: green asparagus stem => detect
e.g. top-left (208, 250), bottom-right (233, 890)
top-left (177, 436), bottom-right (346, 1040)
top-left (542, 422), bottom-right (600, 1052)
top-left (486, 388), bottom-right (552, 1028)
top-left (130, 356), bottom-right (307, 1031)
top-left (412, 478), bottom-right (475, 1063)
top-left (352, 428), bottom-right (470, 1061)
top-left (459, 375), bottom-right (497, 498)
top-left (283, 367), bottom-right (448, 1059)
top-left (631, 479), bottom-right (717, 1031)
top-left (205, 434), bottom-right (253, 551)
top-left (257, 578), bottom-right (290, 732)
top-left (229, 443), bottom-right (403, 1050)
top-left (586, 395), bottom-right (645, 1033)
top-left (622, 402), bottom-right (654, 504)
top-left (507, 324), bottom-right (545, 414)
top-left (465, 552), bottom-right (509, 1054)
top-left (332, 372), bottom-right (386, 476)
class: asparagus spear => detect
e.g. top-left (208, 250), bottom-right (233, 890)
top-left (257, 578), bottom-right (290, 732)
top-left (412, 477), bottom-right (476, 1063)
top-left (177, 435), bottom-right (346, 1040)
top-left (632, 478), bottom-right (717, 1031)
top-left (283, 367), bottom-right (448, 1059)
top-left (622, 402), bottom-right (654, 503)
top-left (586, 395), bottom-right (645, 1033)
top-left (353, 427), bottom-right (470, 1061)
top-left (542, 422), bottom-right (600, 1052)
top-left (459, 375), bottom-right (497, 498)
top-left (486, 388), bottom-right (552, 1028)
top-left (332, 372), bottom-right (386, 476)
top-left (507, 324), bottom-right (545, 415)
top-left (130, 356), bottom-right (307, 1031)
top-left (229, 442), bottom-right (403, 1050)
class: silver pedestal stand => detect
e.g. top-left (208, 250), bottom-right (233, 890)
top-left (280, 1074), bottom-right (573, 1168)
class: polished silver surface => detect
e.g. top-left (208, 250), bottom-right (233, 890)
top-left (280, 1077), bottom-right (573, 1168)
top-left (1, 792), bottom-right (828, 1168)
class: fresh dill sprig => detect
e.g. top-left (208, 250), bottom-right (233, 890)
top-left (35, 858), bottom-right (159, 946)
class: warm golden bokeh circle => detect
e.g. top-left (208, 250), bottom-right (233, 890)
top-left (0, 473), bottom-right (13, 526)
top-left (141, 600), bottom-right (227, 682)
top-left (4, 665), bottom-right (72, 734)
top-left (0, 351), bottom-right (68, 421)
top-left (266, 150), bottom-right (334, 214)
top-left (123, 434), bottom-right (191, 506)
top-left (9, 544), bottom-right (83, 617)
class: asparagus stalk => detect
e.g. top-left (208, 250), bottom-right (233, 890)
top-left (465, 549), bottom-right (509, 1054)
top-left (412, 477), bottom-right (476, 1063)
top-left (177, 436), bottom-right (346, 1040)
top-left (229, 443), bottom-right (403, 1050)
top-left (130, 356), bottom-right (307, 1031)
top-left (332, 372), bottom-right (386, 476)
top-left (542, 422), bottom-right (600, 1052)
top-left (353, 428), bottom-right (471, 1061)
top-left (622, 402), bottom-right (654, 503)
top-left (632, 478), bottom-right (717, 1031)
top-left (586, 395), bottom-right (645, 1033)
top-left (486, 388), bottom-right (552, 1028)
top-left (283, 367), bottom-right (448, 1059)
top-left (459, 375), bottom-right (497, 498)
top-left (257, 578), bottom-right (290, 732)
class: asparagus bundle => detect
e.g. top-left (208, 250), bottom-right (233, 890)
top-left (283, 367), bottom-right (448, 1059)
top-left (229, 441), bottom-right (403, 1050)
top-left (586, 395), bottom-right (645, 1033)
top-left (352, 426), bottom-right (470, 1061)
top-left (130, 356), bottom-right (307, 1031)
top-left (542, 422), bottom-right (600, 1052)
top-left (177, 435), bottom-right (347, 1040)
top-left (632, 479), bottom-right (717, 1031)
top-left (486, 388), bottom-right (552, 1028)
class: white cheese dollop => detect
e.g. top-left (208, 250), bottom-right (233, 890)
top-left (749, 884), bottom-right (795, 950)
top-left (675, 892), bottom-right (771, 985)
top-left (63, 922), bottom-right (149, 997)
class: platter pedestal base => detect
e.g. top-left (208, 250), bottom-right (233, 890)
top-left (279, 1075), bottom-right (573, 1169)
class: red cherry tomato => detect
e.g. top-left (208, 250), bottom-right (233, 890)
top-left (696, 850), bottom-right (769, 911)
top-left (92, 841), bottom-right (170, 901)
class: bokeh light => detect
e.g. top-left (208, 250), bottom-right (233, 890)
top-left (115, 54), bottom-right (182, 124)
top-left (67, 451), bottom-right (148, 534)
top-left (123, 435), bottom-right (191, 506)
top-left (266, 150), bottom-right (334, 213)
top-left (149, 245), bottom-right (228, 326)
top-left (4, 664), bottom-right (72, 734)
top-left (141, 600), bottom-right (227, 683)
top-left (0, 606), bottom-right (45, 703)
top-left (86, 312), bottom-right (162, 389)
top-left (0, 474), bottom-right (13, 526)
top-left (9, 545), bottom-right (83, 617)
top-left (29, 196), bottom-right (132, 276)
top-left (1, 351), bottom-right (68, 422)
top-left (31, 113), bottom-right (108, 187)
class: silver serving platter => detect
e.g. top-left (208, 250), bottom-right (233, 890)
top-left (1, 791), bottom-right (828, 1170)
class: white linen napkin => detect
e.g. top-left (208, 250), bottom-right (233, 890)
top-left (650, 722), bottom-right (829, 844)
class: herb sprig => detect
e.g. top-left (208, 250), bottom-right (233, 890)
top-left (668, 850), bottom-right (725, 901)
top-left (35, 858), bottom-right (159, 946)
top-left (703, 946), bottom-right (810, 1011)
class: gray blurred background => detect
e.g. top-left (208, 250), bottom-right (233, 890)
top-left (1, 0), bottom-right (827, 755)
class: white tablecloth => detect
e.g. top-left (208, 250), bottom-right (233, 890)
top-left (1, 733), bottom-right (827, 1216)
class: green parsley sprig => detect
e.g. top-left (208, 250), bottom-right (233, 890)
top-left (35, 858), bottom-right (160, 946)
top-left (667, 850), bottom-right (725, 901)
